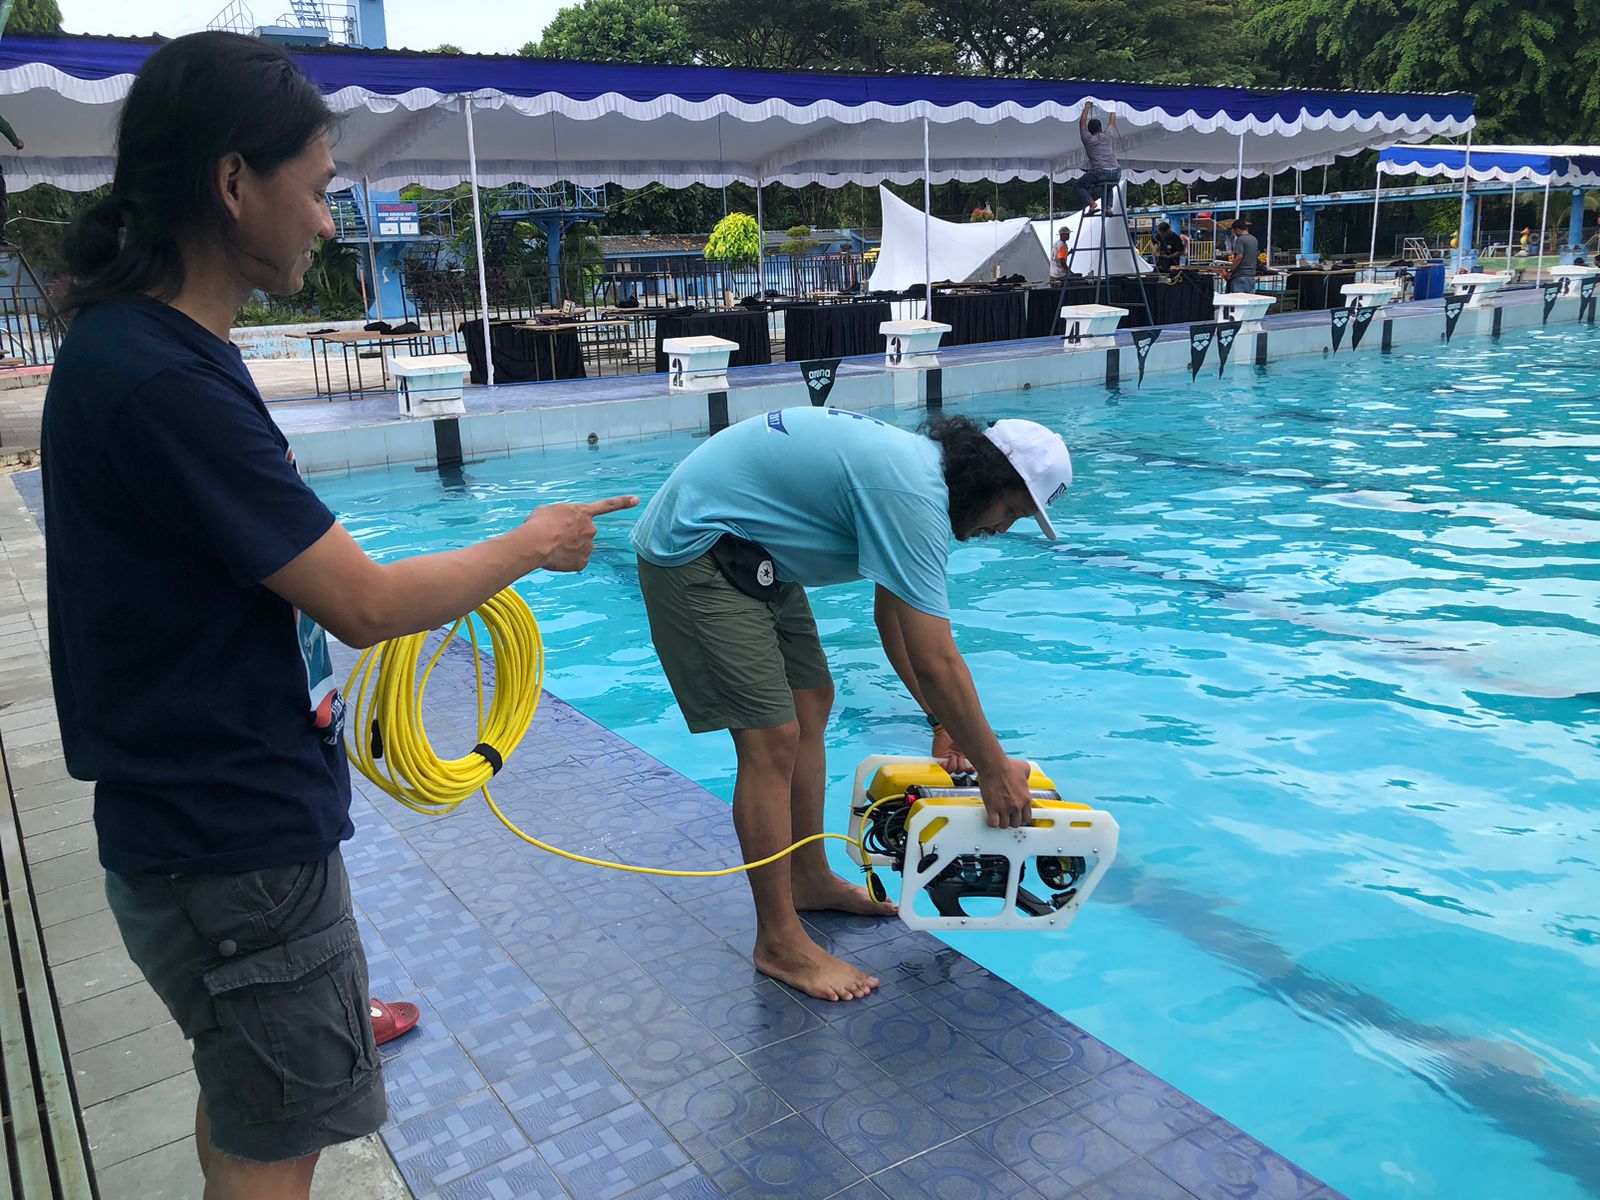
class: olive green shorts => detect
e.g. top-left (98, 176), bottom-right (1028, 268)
top-left (636, 553), bottom-right (833, 733)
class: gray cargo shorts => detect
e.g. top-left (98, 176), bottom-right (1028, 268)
top-left (105, 850), bottom-right (385, 1163)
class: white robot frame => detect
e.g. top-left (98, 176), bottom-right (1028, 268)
top-left (847, 755), bottom-right (1119, 933)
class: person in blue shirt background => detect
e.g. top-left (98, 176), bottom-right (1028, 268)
top-left (43, 33), bottom-right (633, 1199)
top-left (633, 407), bottom-right (1073, 1002)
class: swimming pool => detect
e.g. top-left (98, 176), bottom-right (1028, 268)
top-left (313, 324), bottom-right (1600, 1200)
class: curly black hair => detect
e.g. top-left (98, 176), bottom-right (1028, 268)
top-left (922, 414), bottom-right (1027, 534)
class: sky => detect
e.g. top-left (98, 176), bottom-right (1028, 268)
top-left (56, 0), bottom-right (566, 54)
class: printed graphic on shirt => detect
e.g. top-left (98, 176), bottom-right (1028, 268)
top-left (297, 609), bottom-right (345, 744)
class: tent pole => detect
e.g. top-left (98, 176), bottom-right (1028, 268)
top-left (360, 173), bottom-right (383, 322)
top-left (923, 117), bottom-right (933, 319)
top-left (1537, 174), bottom-right (1551, 284)
top-left (1264, 172), bottom-right (1274, 269)
top-left (1367, 159), bottom-right (1382, 279)
top-left (464, 99), bottom-right (493, 388)
top-left (755, 180), bottom-right (765, 299)
top-left (1506, 182), bottom-right (1516, 270)
top-left (1456, 129), bottom-right (1473, 270)
top-left (1234, 133), bottom-right (1244, 223)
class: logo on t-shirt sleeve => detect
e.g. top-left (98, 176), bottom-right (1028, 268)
top-left (297, 610), bottom-right (345, 744)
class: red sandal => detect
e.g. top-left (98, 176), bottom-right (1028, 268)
top-left (369, 997), bottom-right (421, 1046)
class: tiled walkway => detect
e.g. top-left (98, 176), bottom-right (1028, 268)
top-left (343, 639), bottom-right (1344, 1200)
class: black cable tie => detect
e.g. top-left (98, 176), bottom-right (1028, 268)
top-left (370, 718), bottom-right (384, 761)
top-left (473, 742), bottom-right (504, 775)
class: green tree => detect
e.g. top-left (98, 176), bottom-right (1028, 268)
top-left (704, 212), bottom-right (762, 264)
top-left (521, 0), bottom-right (695, 64)
top-left (677, 0), bottom-right (895, 69)
top-left (6, 0), bottom-right (64, 34)
top-left (1244, 0), bottom-right (1600, 142)
top-left (429, 43), bottom-right (465, 53)
top-left (884, 0), bottom-right (1255, 84)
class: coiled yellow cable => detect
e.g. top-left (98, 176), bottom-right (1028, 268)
top-left (344, 586), bottom-right (871, 880)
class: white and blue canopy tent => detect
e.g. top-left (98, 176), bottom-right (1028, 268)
top-left (1375, 144), bottom-right (1600, 276)
top-left (0, 34), bottom-right (1475, 375)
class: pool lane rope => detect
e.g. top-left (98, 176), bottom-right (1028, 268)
top-left (344, 586), bottom-right (871, 879)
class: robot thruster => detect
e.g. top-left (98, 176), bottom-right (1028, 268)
top-left (847, 757), bottom-right (1118, 932)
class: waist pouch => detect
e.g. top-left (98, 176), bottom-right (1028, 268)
top-left (708, 533), bottom-right (780, 602)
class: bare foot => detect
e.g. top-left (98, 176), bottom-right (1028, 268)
top-left (793, 873), bottom-right (899, 918)
top-left (755, 934), bottom-right (879, 1002)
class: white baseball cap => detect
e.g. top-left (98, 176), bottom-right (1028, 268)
top-left (983, 419), bottom-right (1073, 540)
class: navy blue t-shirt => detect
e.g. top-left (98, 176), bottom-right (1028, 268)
top-left (42, 297), bottom-right (352, 874)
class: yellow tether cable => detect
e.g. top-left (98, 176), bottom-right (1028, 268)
top-left (344, 587), bottom-right (877, 879)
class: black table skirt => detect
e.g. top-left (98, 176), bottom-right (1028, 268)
top-left (783, 301), bottom-right (893, 361)
top-left (931, 290), bottom-right (1028, 346)
top-left (1290, 270), bottom-right (1359, 311)
top-left (1125, 270), bottom-right (1217, 326)
top-left (654, 310), bottom-right (773, 373)
top-left (1024, 272), bottom-right (1214, 335)
top-left (459, 320), bottom-right (586, 385)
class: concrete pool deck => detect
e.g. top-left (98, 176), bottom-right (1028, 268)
top-left (0, 457), bottom-right (1352, 1193)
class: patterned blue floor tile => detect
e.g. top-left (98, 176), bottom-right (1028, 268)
top-left (381, 1035), bottom-right (487, 1123)
top-left (551, 965), bottom-right (682, 1044)
top-left (387, 1089), bottom-right (529, 1194)
top-left (830, 993), bottom-right (966, 1072)
top-left (458, 1002), bottom-right (589, 1085)
top-left (1059, 1062), bottom-right (1212, 1156)
top-left (394, 921), bottom-right (519, 990)
top-left (741, 1027), bottom-right (894, 1114)
top-left (517, 928), bottom-right (643, 995)
top-left (798, 912), bottom-right (903, 953)
top-left (450, 866), bottom-right (551, 919)
top-left (690, 979), bottom-right (823, 1055)
top-left (1077, 1159), bottom-right (1199, 1200)
top-left (495, 1046), bottom-right (635, 1140)
top-left (651, 863), bottom-right (749, 904)
top-left (1149, 1125), bottom-right (1322, 1200)
top-left (678, 888), bottom-right (758, 942)
top-left (423, 1147), bottom-right (567, 1200)
top-left (918, 972), bottom-right (1050, 1039)
top-left (971, 1097), bottom-right (1137, 1200)
top-left (604, 906), bottom-right (720, 965)
top-left (422, 957), bottom-right (546, 1034)
top-left (646, 942), bottom-right (764, 1005)
top-left (638, 1057), bottom-right (794, 1160)
top-left (853, 936), bottom-right (986, 992)
top-left (592, 1005), bottom-right (736, 1093)
top-left (536, 1101), bottom-right (690, 1200)
top-left (901, 1043), bottom-right (1050, 1131)
top-left (355, 862), bottom-right (455, 930)
top-left (344, 827), bottom-right (424, 881)
top-left (619, 1164), bottom-right (728, 1200)
top-left (485, 896), bottom-right (595, 957)
top-left (866, 1137), bottom-right (1043, 1200)
top-left (827, 1183), bottom-right (888, 1200)
top-left (362, 946), bottom-right (418, 1005)
top-left (698, 1114), bottom-right (865, 1200)
top-left (375, 993), bottom-right (450, 1062)
top-left (565, 874), bottom-right (674, 924)
top-left (969, 1017), bottom-right (1128, 1091)
top-left (799, 1079), bottom-right (957, 1175)
top-left (402, 812), bottom-right (507, 857)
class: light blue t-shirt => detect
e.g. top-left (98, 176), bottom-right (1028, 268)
top-left (631, 407), bottom-right (952, 618)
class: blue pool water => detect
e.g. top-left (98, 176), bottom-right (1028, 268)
top-left (313, 326), bottom-right (1600, 1200)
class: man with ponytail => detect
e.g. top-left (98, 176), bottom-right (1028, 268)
top-left (43, 32), bottom-right (633, 1198)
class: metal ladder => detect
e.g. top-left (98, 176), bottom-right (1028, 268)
top-left (1057, 181), bottom-right (1153, 327)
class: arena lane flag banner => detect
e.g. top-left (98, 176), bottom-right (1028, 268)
top-left (1188, 322), bottom-right (1216, 380)
top-left (1329, 305), bottom-right (1351, 352)
top-left (801, 358), bottom-right (843, 405)
top-left (1581, 279), bottom-right (1597, 324)
top-left (1444, 291), bottom-right (1470, 341)
top-left (1132, 328), bottom-right (1160, 385)
top-left (1542, 283), bottom-right (1562, 324)
top-left (1214, 320), bottom-right (1242, 377)
top-left (1350, 304), bottom-right (1377, 349)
